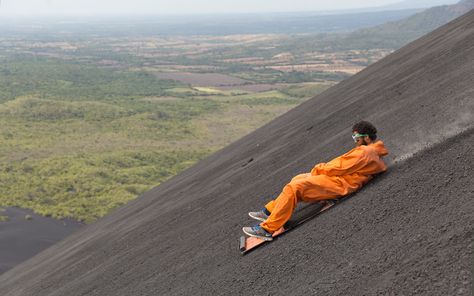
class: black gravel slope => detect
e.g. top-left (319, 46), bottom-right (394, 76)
top-left (0, 10), bottom-right (473, 296)
top-left (0, 208), bottom-right (83, 275)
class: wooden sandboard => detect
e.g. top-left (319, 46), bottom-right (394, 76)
top-left (240, 199), bottom-right (342, 255)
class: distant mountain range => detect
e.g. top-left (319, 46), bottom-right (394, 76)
top-left (0, 9), bottom-right (425, 37)
top-left (332, 0), bottom-right (474, 49)
top-left (1, 1), bottom-right (471, 38)
top-left (377, 0), bottom-right (459, 10)
top-left (312, 0), bottom-right (459, 15)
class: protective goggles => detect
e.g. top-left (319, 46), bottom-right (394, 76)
top-left (352, 133), bottom-right (369, 142)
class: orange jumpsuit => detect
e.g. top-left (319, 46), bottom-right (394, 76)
top-left (261, 141), bottom-right (389, 233)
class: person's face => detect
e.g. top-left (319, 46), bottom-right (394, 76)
top-left (352, 131), bottom-right (371, 146)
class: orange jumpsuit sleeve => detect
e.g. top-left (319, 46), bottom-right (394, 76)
top-left (310, 148), bottom-right (368, 177)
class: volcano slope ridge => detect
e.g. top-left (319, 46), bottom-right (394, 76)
top-left (1, 9), bottom-right (474, 296)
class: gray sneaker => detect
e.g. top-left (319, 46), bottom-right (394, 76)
top-left (242, 225), bottom-right (273, 241)
top-left (248, 210), bottom-right (269, 222)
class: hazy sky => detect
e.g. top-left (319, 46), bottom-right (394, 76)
top-left (0, 0), bottom-right (411, 15)
top-left (0, 0), bottom-right (400, 14)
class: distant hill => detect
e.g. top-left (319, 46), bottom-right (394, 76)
top-left (381, 0), bottom-right (459, 10)
top-left (317, 0), bottom-right (459, 14)
top-left (257, 1), bottom-right (473, 55)
top-left (0, 9), bottom-right (423, 37)
top-left (339, 0), bottom-right (474, 49)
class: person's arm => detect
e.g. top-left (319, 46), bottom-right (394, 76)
top-left (311, 149), bottom-right (368, 176)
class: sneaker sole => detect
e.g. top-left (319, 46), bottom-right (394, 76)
top-left (248, 212), bottom-right (267, 222)
top-left (242, 227), bottom-right (273, 241)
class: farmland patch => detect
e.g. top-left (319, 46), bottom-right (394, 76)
top-left (154, 72), bottom-right (249, 86)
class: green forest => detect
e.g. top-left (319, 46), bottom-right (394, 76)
top-left (0, 51), bottom-right (332, 222)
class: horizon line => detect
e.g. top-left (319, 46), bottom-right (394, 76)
top-left (0, 7), bottom-right (424, 19)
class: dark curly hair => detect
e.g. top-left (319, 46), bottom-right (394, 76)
top-left (352, 121), bottom-right (377, 140)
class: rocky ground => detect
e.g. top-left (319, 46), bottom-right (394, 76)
top-left (0, 208), bottom-right (83, 274)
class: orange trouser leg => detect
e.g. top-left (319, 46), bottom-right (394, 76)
top-left (261, 174), bottom-right (344, 233)
top-left (260, 183), bottom-right (300, 233)
top-left (264, 173), bottom-right (309, 213)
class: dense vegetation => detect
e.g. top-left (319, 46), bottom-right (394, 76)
top-left (0, 50), bottom-right (332, 222)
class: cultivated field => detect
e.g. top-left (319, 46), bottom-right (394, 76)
top-left (154, 72), bottom-right (248, 86)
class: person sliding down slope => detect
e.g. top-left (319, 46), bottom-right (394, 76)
top-left (243, 121), bottom-right (389, 241)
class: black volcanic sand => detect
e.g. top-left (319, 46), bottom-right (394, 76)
top-left (1, 10), bottom-right (474, 296)
top-left (0, 208), bottom-right (84, 275)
